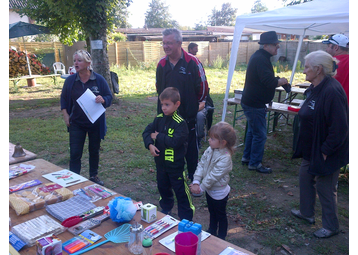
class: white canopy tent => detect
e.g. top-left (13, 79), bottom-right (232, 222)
top-left (222, 0), bottom-right (349, 120)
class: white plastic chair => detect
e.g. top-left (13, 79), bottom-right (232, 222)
top-left (53, 62), bottom-right (66, 75)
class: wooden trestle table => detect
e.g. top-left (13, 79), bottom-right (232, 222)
top-left (10, 159), bottom-right (256, 255)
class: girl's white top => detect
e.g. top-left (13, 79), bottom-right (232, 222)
top-left (193, 147), bottom-right (232, 200)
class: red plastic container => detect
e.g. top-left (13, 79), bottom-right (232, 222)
top-left (288, 105), bottom-right (300, 112)
top-left (175, 232), bottom-right (198, 255)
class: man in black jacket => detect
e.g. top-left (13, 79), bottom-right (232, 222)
top-left (241, 31), bottom-right (288, 174)
top-left (156, 29), bottom-right (208, 182)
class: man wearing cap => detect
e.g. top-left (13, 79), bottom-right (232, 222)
top-left (323, 34), bottom-right (349, 104)
top-left (241, 31), bottom-right (289, 174)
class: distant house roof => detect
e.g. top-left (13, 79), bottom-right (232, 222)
top-left (116, 26), bottom-right (264, 35)
top-left (115, 26), bottom-right (265, 42)
top-left (9, 0), bottom-right (27, 9)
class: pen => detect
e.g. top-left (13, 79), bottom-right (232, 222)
top-left (81, 188), bottom-right (90, 197)
top-left (165, 237), bottom-right (175, 245)
top-left (67, 179), bottom-right (81, 185)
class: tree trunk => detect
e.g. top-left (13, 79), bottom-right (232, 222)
top-left (90, 28), bottom-right (119, 104)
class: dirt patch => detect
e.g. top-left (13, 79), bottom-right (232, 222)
top-left (9, 105), bottom-right (62, 120)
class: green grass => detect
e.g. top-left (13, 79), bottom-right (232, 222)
top-left (9, 65), bottom-right (349, 255)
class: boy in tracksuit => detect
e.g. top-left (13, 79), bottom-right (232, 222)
top-left (143, 87), bottom-right (194, 221)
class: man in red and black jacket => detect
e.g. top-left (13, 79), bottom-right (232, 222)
top-left (156, 28), bottom-right (208, 182)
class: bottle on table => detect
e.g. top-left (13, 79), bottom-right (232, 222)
top-left (142, 237), bottom-right (152, 255)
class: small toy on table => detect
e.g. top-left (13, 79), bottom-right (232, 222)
top-left (72, 188), bottom-right (101, 203)
top-left (67, 207), bottom-right (110, 235)
top-left (83, 184), bottom-right (116, 199)
top-left (62, 230), bottom-right (102, 254)
top-left (143, 215), bottom-right (180, 239)
top-left (62, 206), bottom-right (105, 228)
top-left (9, 164), bottom-right (35, 179)
top-left (9, 179), bottom-right (42, 193)
top-left (108, 196), bottom-right (137, 223)
top-left (141, 203), bottom-right (157, 223)
top-left (36, 234), bottom-right (62, 255)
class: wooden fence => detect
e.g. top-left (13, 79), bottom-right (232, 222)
top-left (9, 40), bottom-right (327, 69)
top-left (110, 41), bottom-right (260, 67)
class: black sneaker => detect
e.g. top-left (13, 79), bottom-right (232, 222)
top-left (241, 157), bottom-right (249, 166)
top-left (241, 160), bottom-right (249, 166)
top-left (90, 176), bottom-right (104, 186)
top-left (248, 163), bottom-right (272, 174)
top-left (160, 209), bottom-right (172, 215)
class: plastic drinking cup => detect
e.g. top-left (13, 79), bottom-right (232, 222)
top-left (175, 232), bottom-right (198, 255)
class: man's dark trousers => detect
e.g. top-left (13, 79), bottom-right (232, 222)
top-left (186, 121), bottom-right (198, 182)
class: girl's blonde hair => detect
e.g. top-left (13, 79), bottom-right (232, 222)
top-left (209, 121), bottom-right (237, 155)
top-left (73, 50), bottom-right (93, 70)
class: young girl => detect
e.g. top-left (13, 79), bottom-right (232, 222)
top-left (189, 121), bottom-right (236, 240)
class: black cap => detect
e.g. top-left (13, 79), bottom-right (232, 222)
top-left (258, 31), bottom-right (281, 45)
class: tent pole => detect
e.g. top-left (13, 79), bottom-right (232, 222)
top-left (222, 24), bottom-right (245, 121)
top-left (283, 29), bottom-right (306, 102)
top-left (22, 36), bottom-right (32, 77)
top-left (289, 29), bottom-right (306, 84)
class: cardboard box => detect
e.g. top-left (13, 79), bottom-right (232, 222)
top-left (234, 89), bottom-right (243, 100)
top-left (36, 234), bottom-right (62, 255)
top-left (141, 203), bottom-right (157, 223)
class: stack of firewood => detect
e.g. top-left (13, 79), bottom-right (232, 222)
top-left (9, 49), bottom-right (51, 78)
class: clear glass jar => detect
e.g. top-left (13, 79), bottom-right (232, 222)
top-left (128, 222), bottom-right (143, 254)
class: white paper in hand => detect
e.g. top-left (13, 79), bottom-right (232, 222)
top-left (76, 88), bottom-right (106, 123)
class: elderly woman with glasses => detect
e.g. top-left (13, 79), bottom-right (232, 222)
top-left (60, 50), bottom-right (112, 185)
top-left (291, 50), bottom-right (348, 238)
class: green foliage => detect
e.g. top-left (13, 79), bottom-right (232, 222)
top-left (112, 0), bottom-right (132, 28)
top-left (283, 0), bottom-right (313, 6)
top-left (13, 0), bottom-right (131, 45)
top-left (194, 22), bottom-right (207, 31)
top-left (272, 62), bottom-right (291, 73)
top-left (33, 34), bottom-right (60, 42)
top-left (208, 3), bottom-right (237, 26)
top-left (144, 0), bottom-right (178, 28)
top-left (110, 32), bottom-right (127, 42)
top-left (33, 47), bottom-right (55, 62)
top-left (211, 55), bottom-right (229, 69)
top-left (251, 0), bottom-right (268, 13)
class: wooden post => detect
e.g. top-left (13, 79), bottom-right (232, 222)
top-left (208, 44), bottom-right (211, 66)
top-left (142, 42), bottom-right (146, 62)
top-left (246, 42), bottom-right (249, 64)
top-left (115, 43), bottom-right (118, 66)
top-left (126, 48), bottom-right (129, 68)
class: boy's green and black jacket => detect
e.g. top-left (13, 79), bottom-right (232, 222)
top-left (142, 111), bottom-right (188, 171)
